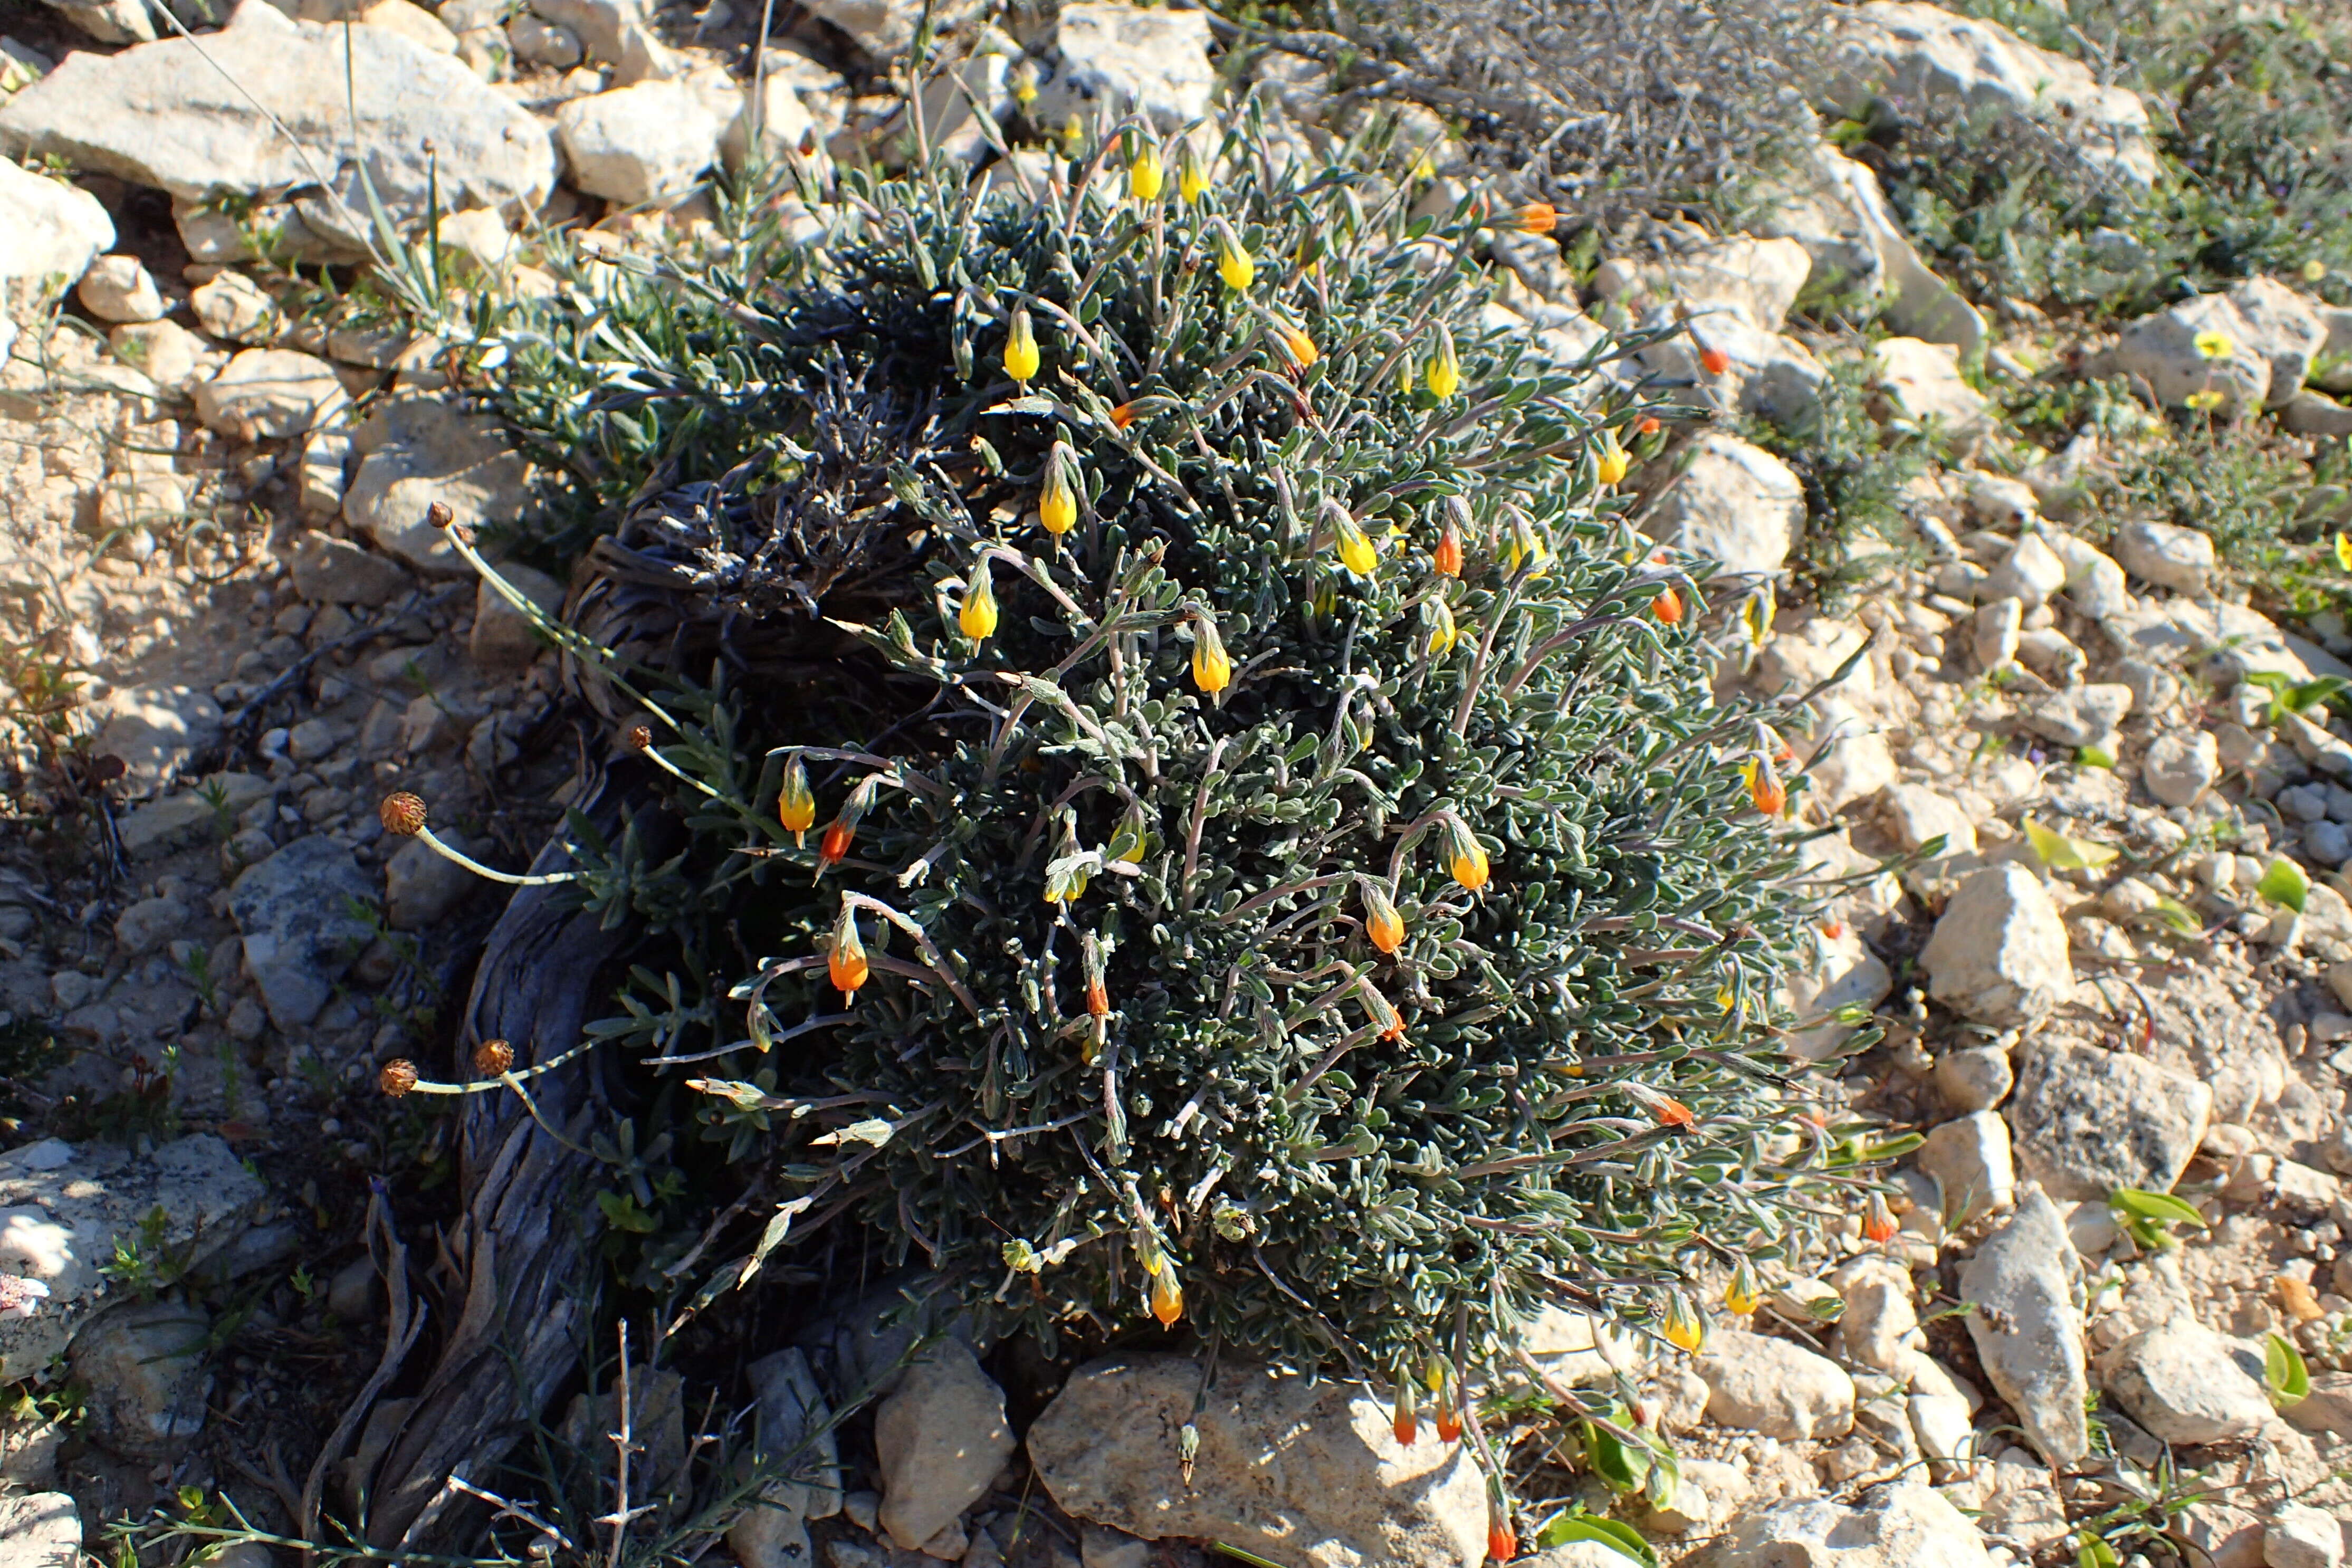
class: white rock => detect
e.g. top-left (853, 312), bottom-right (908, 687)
top-left (1752, 142), bottom-right (1984, 352)
top-left (1921, 864), bottom-right (2072, 1028)
top-left (1697, 1331), bottom-right (1856, 1441)
top-left (2115, 292), bottom-right (2273, 415)
top-left (1872, 336), bottom-right (1993, 454)
top-left (1959, 1187), bottom-right (2088, 1465)
top-left (2005, 1038), bottom-right (2210, 1202)
top-left (1522, 1305), bottom-right (1640, 1386)
top-left (2114, 520), bottom-right (2215, 597)
top-left (2015, 626), bottom-right (2085, 686)
top-left (2283, 390), bottom-right (2352, 438)
top-left (2042, 531), bottom-right (2130, 619)
top-left (1027, 1354), bottom-right (1485, 1568)
top-left (286, 532), bottom-right (412, 606)
top-left (297, 429), bottom-right (352, 521)
top-left (1880, 783), bottom-right (1976, 858)
top-left (2264, 1504), bottom-right (2345, 1568)
top-left (508, 12), bottom-right (582, 68)
top-left (113, 895), bottom-right (189, 957)
top-left (1973, 596), bottom-right (2022, 671)
top-left (0, 1136), bottom-right (264, 1381)
top-left (1966, 473), bottom-right (2039, 529)
top-left (2227, 277), bottom-right (2327, 404)
top-left (346, 396), bottom-right (530, 576)
top-left (2318, 305), bottom-right (2352, 393)
top-left (193, 349), bottom-right (348, 440)
top-left (0, 1494), bottom-right (79, 1568)
top-left (70, 1299), bottom-right (212, 1459)
top-left (0, 159), bottom-right (113, 360)
top-left (108, 319), bottom-right (203, 394)
top-left (1828, 2), bottom-right (2156, 186)
top-left (556, 76), bottom-right (739, 205)
top-left (2095, 1321), bottom-right (2272, 1445)
top-left (730, 1346), bottom-right (843, 1568)
top-left (1919, 1111), bottom-right (2015, 1226)
top-left (1803, 709), bottom-right (1899, 815)
top-left (1688, 1481), bottom-right (1995, 1568)
top-left (1642, 433), bottom-right (1804, 580)
top-left (228, 835), bottom-right (379, 1028)
top-left (1987, 532), bottom-right (2066, 607)
top-left (1782, 925), bottom-right (1893, 1063)
top-left (2020, 682), bottom-right (2132, 748)
top-left (92, 684), bottom-right (223, 796)
top-left (872, 1340), bottom-right (1014, 1551)
top-left (1831, 1257), bottom-right (1921, 1378)
top-left (529, 0), bottom-right (676, 82)
top-left (0, 2), bottom-right (556, 255)
top-left (1935, 1046), bottom-right (2013, 1113)
top-left (75, 253), bottom-right (164, 323)
top-left (357, 0), bottom-right (456, 54)
top-left (471, 563), bottom-right (567, 670)
top-left (722, 72), bottom-right (819, 173)
top-left (1592, 236), bottom-right (1812, 333)
top-left (2142, 730), bottom-right (2220, 808)
top-left (0, 38), bottom-right (52, 97)
top-left (1033, 3), bottom-right (1217, 132)
top-left (1639, 313), bottom-right (1829, 427)
top-left (190, 269), bottom-right (282, 344)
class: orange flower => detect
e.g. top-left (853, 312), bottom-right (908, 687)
top-left (1698, 343), bottom-right (1730, 376)
top-left (1361, 878), bottom-right (1406, 956)
top-left (1861, 1191), bottom-right (1899, 1245)
top-left (1821, 919), bottom-right (1846, 939)
top-left (1392, 1376), bottom-right (1418, 1445)
top-left (1433, 519), bottom-right (1463, 578)
top-left (777, 753), bottom-right (815, 844)
top-left (1511, 201), bottom-right (1556, 234)
top-left (1435, 1404), bottom-right (1462, 1443)
top-left (1745, 753), bottom-right (1786, 817)
top-left (1149, 1260), bottom-right (1184, 1326)
top-left (818, 776), bottom-right (878, 873)
top-left (1651, 585), bottom-right (1684, 624)
top-left (819, 820), bottom-right (853, 868)
top-left (828, 906), bottom-right (869, 1000)
top-left (1108, 401), bottom-right (1140, 430)
top-left (1443, 816), bottom-right (1490, 893)
top-left (1487, 1519), bottom-right (1516, 1564)
top-left (1362, 979), bottom-right (1406, 1041)
top-left (1635, 415), bottom-right (1661, 437)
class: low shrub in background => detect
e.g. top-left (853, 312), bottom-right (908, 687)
top-left (465, 97), bottom-right (1847, 1402)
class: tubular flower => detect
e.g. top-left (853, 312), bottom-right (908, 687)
top-left (1427, 596), bottom-right (1460, 657)
top-left (819, 776), bottom-right (879, 874)
top-left (1697, 341), bottom-right (1730, 376)
top-left (1744, 752), bottom-right (1786, 817)
top-left (959, 564), bottom-right (999, 642)
top-left (1503, 513), bottom-right (1548, 579)
top-left (1214, 219), bottom-right (1255, 290)
top-left (1392, 1374), bottom-right (1418, 1446)
top-left (1425, 324), bottom-right (1460, 399)
top-left (1108, 400), bottom-right (1141, 431)
top-left (1008, 58), bottom-right (1038, 108)
top-left (1003, 307), bottom-right (1040, 385)
top-left (1107, 801), bottom-right (1151, 864)
top-left (1082, 930), bottom-right (1110, 1019)
top-left (1129, 141), bottom-right (1164, 202)
top-left (828, 904), bottom-right (869, 1000)
top-left (1039, 443), bottom-right (1079, 535)
top-left (1486, 1504), bottom-right (1517, 1565)
top-left (1434, 518), bottom-right (1464, 578)
top-left (1741, 581), bottom-right (1776, 646)
top-left (1726, 1259), bottom-right (1763, 1316)
top-left (1436, 1402), bottom-right (1463, 1443)
top-left (1635, 415), bottom-right (1661, 437)
top-left (1651, 584), bottom-right (1685, 624)
top-left (1362, 978), bottom-right (1406, 1040)
top-left (1275, 320), bottom-right (1318, 369)
top-left (1661, 1290), bottom-right (1708, 1354)
top-left (1190, 608), bottom-right (1232, 696)
top-left (1861, 1191), bottom-right (1900, 1245)
top-left (1148, 1258), bottom-right (1184, 1327)
top-left (1178, 136), bottom-right (1207, 203)
top-left (1594, 428), bottom-right (1630, 488)
top-left (1045, 810), bottom-right (1093, 905)
top-left (1443, 816), bottom-right (1490, 893)
top-left (777, 753), bottom-right (815, 845)
top-left (1332, 511), bottom-right (1379, 577)
top-left (1510, 200), bottom-right (1557, 234)
top-left (1361, 877), bottom-right (1405, 955)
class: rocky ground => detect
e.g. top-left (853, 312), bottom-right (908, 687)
top-left (4, 3), bottom-right (2352, 1568)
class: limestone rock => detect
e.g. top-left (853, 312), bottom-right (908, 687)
top-left (2005, 1038), bottom-right (2210, 1202)
top-left (1033, 3), bottom-right (1217, 132)
top-left (193, 348), bottom-right (348, 440)
top-left (2142, 730), bottom-right (2220, 808)
top-left (2115, 291), bottom-right (2275, 415)
top-left (190, 269), bottom-right (282, 345)
top-left (70, 1299), bottom-right (212, 1460)
top-left (91, 683), bottom-right (223, 796)
top-left (2226, 277), bottom-right (2326, 400)
top-left (1782, 925), bottom-right (1893, 1063)
top-left (285, 532), bottom-right (412, 609)
top-left (358, 0), bottom-right (456, 53)
top-left (1918, 1110), bottom-right (2015, 1226)
top-left (729, 1347), bottom-right (844, 1568)
top-left (1754, 142), bottom-right (1983, 351)
top-left (2095, 1321), bottom-right (2272, 1446)
top-left (0, 1494), bottom-right (79, 1568)
top-left (1959, 1187), bottom-right (2088, 1465)
top-left (471, 562), bottom-right (567, 670)
top-left (1592, 235), bottom-right (1812, 333)
top-left (1872, 336), bottom-right (1992, 454)
top-left (1828, 2), bottom-right (2156, 186)
top-left (1638, 314), bottom-right (1829, 427)
top-left (873, 1340), bottom-right (1015, 1551)
top-left (1688, 1482), bottom-right (1995, 1568)
top-left (345, 397), bottom-right (530, 576)
top-left (2283, 390), bottom-right (2352, 439)
top-left (228, 835), bottom-right (379, 1028)
top-left (75, 253), bottom-right (164, 324)
top-left (799, 0), bottom-right (982, 61)
top-left (0, 1), bottom-right (556, 254)
top-left (1934, 1046), bottom-right (2013, 1113)
top-left (1641, 433), bottom-right (1803, 580)
top-left (2264, 1505), bottom-right (2345, 1568)
top-left (2115, 520), bottom-right (2215, 597)
top-left (0, 159), bottom-right (113, 360)
top-left (1880, 784), bottom-right (1976, 859)
top-left (0, 1136), bottom-right (264, 1381)
top-left (1028, 1354), bottom-right (1486, 1568)
top-left (528, 0), bottom-right (676, 82)
top-left (555, 78), bottom-right (738, 205)
top-left (1696, 1331), bottom-right (1856, 1441)
top-left (1920, 864), bottom-right (2072, 1028)
top-left (109, 319), bottom-right (204, 395)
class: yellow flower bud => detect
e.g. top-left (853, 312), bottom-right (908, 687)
top-left (1149, 1259), bottom-right (1184, 1326)
top-left (777, 753), bottom-right (815, 845)
top-left (1129, 141), bottom-right (1164, 203)
top-left (1009, 58), bottom-right (1038, 108)
top-left (1360, 877), bottom-right (1405, 955)
top-left (1725, 1260), bottom-right (1762, 1316)
top-left (1003, 307), bottom-right (1040, 385)
top-left (959, 564), bottom-right (999, 642)
top-left (1594, 428), bottom-right (1629, 488)
top-left (1661, 1290), bottom-right (1707, 1354)
top-left (1427, 595), bottom-right (1459, 657)
top-left (1502, 513), bottom-right (1548, 579)
top-left (1215, 220), bottom-right (1255, 291)
top-left (1039, 443), bottom-right (1079, 536)
top-left (1332, 511), bottom-right (1378, 577)
top-left (1442, 815), bottom-right (1489, 892)
top-left (1275, 320), bottom-right (1318, 369)
top-left (1424, 324), bottom-right (1460, 400)
top-left (1178, 137), bottom-right (1207, 203)
top-left (1191, 608), bottom-right (1232, 696)
top-left (828, 905), bottom-right (868, 1000)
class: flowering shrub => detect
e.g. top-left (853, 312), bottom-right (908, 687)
top-left (478, 103), bottom-right (1837, 1399)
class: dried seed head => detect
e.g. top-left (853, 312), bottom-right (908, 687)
top-left (380, 791), bottom-right (428, 836)
top-left (379, 1059), bottom-right (419, 1097)
top-left (625, 724), bottom-right (653, 751)
top-left (474, 1038), bottom-right (514, 1076)
top-left (426, 501), bottom-right (454, 529)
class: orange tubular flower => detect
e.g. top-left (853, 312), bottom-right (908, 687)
top-left (1436, 1403), bottom-right (1463, 1443)
top-left (1512, 201), bottom-right (1557, 234)
top-left (1149, 1260), bottom-right (1184, 1327)
top-left (1361, 877), bottom-right (1406, 956)
top-left (1083, 931), bottom-right (1110, 1019)
top-left (828, 905), bottom-right (869, 1000)
top-left (1635, 415), bottom-right (1661, 437)
top-left (1698, 342), bottom-right (1730, 375)
top-left (1651, 585), bottom-right (1685, 624)
top-left (1392, 1375), bottom-right (1418, 1445)
top-left (1276, 321), bottom-right (1318, 369)
top-left (1486, 1512), bottom-right (1517, 1565)
top-left (818, 776), bottom-right (878, 874)
top-left (1861, 1191), bottom-right (1899, 1245)
top-left (1433, 519), bottom-right (1463, 578)
top-left (819, 820), bottom-right (853, 868)
top-left (1745, 752), bottom-right (1786, 817)
top-left (777, 753), bottom-right (815, 845)
top-left (1362, 978), bottom-right (1406, 1041)
top-left (1108, 401), bottom-right (1140, 431)
top-left (1443, 816), bottom-right (1490, 893)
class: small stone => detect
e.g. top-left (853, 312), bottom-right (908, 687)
top-left (1936, 1046), bottom-right (2014, 1113)
top-left (1641, 433), bottom-right (1804, 580)
top-left (2265, 1504), bottom-right (2345, 1568)
top-left (113, 895), bottom-right (189, 956)
top-left (1918, 1110), bottom-right (2016, 1226)
top-left (228, 836), bottom-right (379, 1028)
top-left (1033, 2), bottom-right (1217, 131)
top-left (108, 319), bottom-right (203, 394)
top-left (1689, 1482), bottom-right (1994, 1568)
top-left (1973, 596), bottom-right (2023, 671)
top-left (69, 1299), bottom-right (211, 1460)
top-left (2115, 520), bottom-right (2216, 597)
top-left (873, 1340), bottom-right (1015, 1551)
top-left (1872, 337), bottom-right (1994, 454)
top-left (0, 1494), bottom-right (80, 1568)
top-left (2095, 1321), bottom-right (2273, 1446)
top-left (2306, 820), bottom-right (2351, 868)
top-left (1987, 532), bottom-right (2067, 606)
top-left (1920, 864), bottom-right (2073, 1028)
top-left (190, 270), bottom-right (282, 343)
top-left (77, 253), bottom-right (166, 323)
top-left (346, 396), bottom-right (530, 576)
top-left (287, 532), bottom-right (412, 607)
top-left (2021, 682), bottom-right (2133, 748)
top-left (2005, 1038), bottom-right (2211, 1201)
top-left (2143, 730), bottom-right (2221, 808)
top-left (2115, 292), bottom-right (2274, 415)
top-left (554, 77), bottom-right (738, 205)
top-left (358, 0), bottom-right (457, 53)
top-left (1696, 1330), bottom-right (1856, 1441)
top-left (509, 12), bottom-right (582, 67)
top-left (471, 563), bottom-right (566, 670)
top-left (384, 833), bottom-right (476, 930)
top-left (1959, 1187), bottom-right (2089, 1466)
top-left (193, 348), bottom-right (349, 440)
top-left (1881, 782), bottom-right (1977, 858)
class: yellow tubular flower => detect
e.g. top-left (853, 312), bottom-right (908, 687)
top-left (1178, 136), bottom-right (1208, 203)
top-left (828, 904), bottom-right (868, 999)
top-left (959, 564), bottom-right (999, 642)
top-left (1215, 220), bottom-right (1255, 291)
top-left (777, 753), bottom-right (815, 845)
top-left (1332, 511), bottom-right (1378, 577)
top-left (1425, 324), bottom-right (1460, 400)
top-left (1442, 815), bottom-right (1490, 892)
top-left (1149, 1260), bottom-right (1184, 1326)
top-left (1191, 608), bottom-right (1232, 696)
top-left (1130, 141), bottom-right (1164, 202)
top-left (1594, 429), bottom-right (1629, 488)
top-left (1003, 307), bottom-right (1040, 385)
top-left (1008, 58), bottom-right (1038, 108)
top-left (1361, 877), bottom-right (1405, 955)
top-left (1427, 596), bottom-right (1459, 657)
top-left (2193, 329), bottom-right (2234, 360)
top-left (1503, 513), bottom-right (1548, 579)
top-left (1661, 1290), bottom-right (1708, 1354)
top-left (1039, 443), bottom-right (1079, 536)
top-left (1276, 321), bottom-right (1318, 368)
top-left (1725, 1259), bottom-right (1762, 1316)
